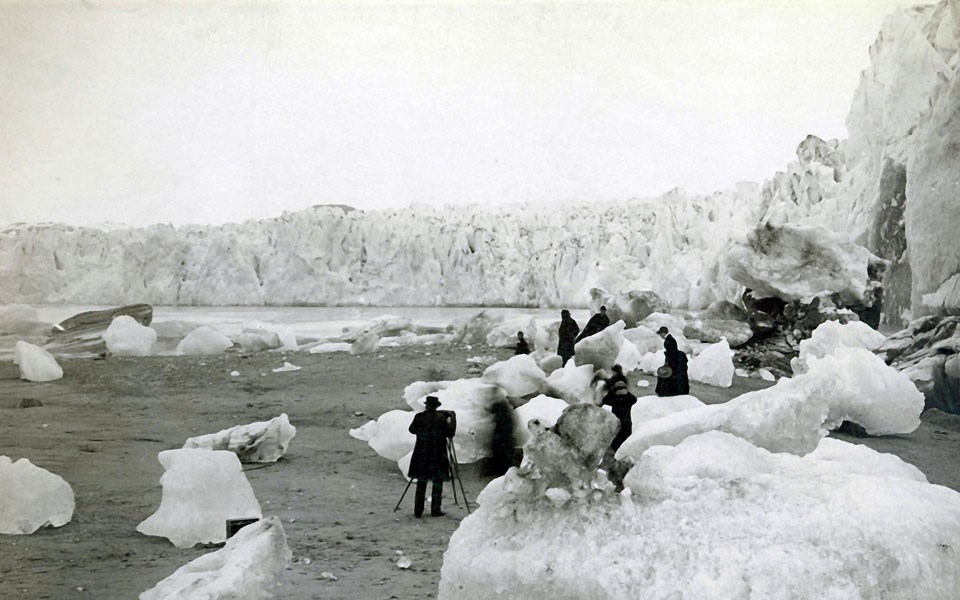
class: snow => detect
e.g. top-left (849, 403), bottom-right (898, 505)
top-left (176, 326), bottom-right (234, 355)
top-left (0, 456), bottom-right (75, 534)
top-left (183, 414), bottom-right (297, 463)
top-left (687, 338), bottom-right (734, 388)
top-left (102, 315), bottom-right (157, 356)
top-left (791, 319), bottom-right (887, 374)
top-left (13, 341), bottom-right (63, 382)
top-left (140, 516), bottom-right (292, 600)
top-left (440, 431), bottom-right (960, 599)
top-left (137, 449), bottom-right (263, 548)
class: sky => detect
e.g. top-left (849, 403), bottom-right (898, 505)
top-left (0, 0), bottom-right (922, 228)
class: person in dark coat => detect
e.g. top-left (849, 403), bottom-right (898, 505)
top-left (606, 364), bottom-right (627, 389)
top-left (601, 380), bottom-right (637, 451)
top-left (514, 331), bottom-right (531, 355)
top-left (557, 309), bottom-right (580, 365)
top-left (576, 306), bottom-right (610, 343)
top-left (407, 396), bottom-right (457, 517)
top-left (655, 328), bottom-right (689, 397)
top-left (483, 398), bottom-right (516, 478)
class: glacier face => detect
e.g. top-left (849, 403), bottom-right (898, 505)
top-left (2, 2), bottom-right (958, 325)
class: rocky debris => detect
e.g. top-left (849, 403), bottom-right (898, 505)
top-left (878, 316), bottom-right (960, 414)
top-left (0, 456), bottom-right (75, 534)
top-left (703, 299), bottom-right (748, 321)
top-left (683, 319), bottom-right (753, 347)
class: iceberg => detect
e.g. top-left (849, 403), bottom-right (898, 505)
top-left (140, 515), bottom-right (292, 600)
top-left (103, 315), bottom-right (157, 357)
top-left (13, 341), bottom-right (63, 382)
top-left (0, 456), bottom-right (75, 534)
top-left (137, 449), bottom-right (262, 548)
top-left (183, 414), bottom-right (297, 463)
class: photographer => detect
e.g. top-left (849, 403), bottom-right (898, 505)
top-left (407, 396), bottom-right (457, 518)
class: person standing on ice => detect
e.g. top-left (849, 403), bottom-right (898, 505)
top-left (655, 327), bottom-right (689, 396)
top-left (576, 305), bottom-right (610, 343)
top-left (514, 331), bottom-right (531, 355)
top-left (601, 380), bottom-right (637, 451)
top-left (407, 396), bottom-right (457, 518)
top-left (557, 309), bottom-right (580, 365)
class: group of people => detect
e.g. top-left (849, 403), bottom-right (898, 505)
top-left (405, 308), bottom-right (691, 517)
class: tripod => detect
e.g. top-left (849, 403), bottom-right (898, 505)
top-left (393, 438), bottom-right (471, 515)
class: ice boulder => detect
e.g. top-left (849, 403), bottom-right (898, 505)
top-left (613, 339), bottom-right (643, 373)
top-left (13, 341), bottom-right (63, 382)
top-left (573, 320), bottom-right (625, 370)
top-left (441, 430), bottom-right (960, 599)
top-left (0, 457), bottom-right (75, 534)
top-left (683, 318), bottom-right (753, 347)
top-left (481, 354), bottom-right (546, 398)
top-left (620, 324), bottom-right (663, 354)
top-left (309, 342), bottom-right (352, 353)
top-left (235, 331), bottom-right (281, 353)
top-left (137, 449), bottom-right (262, 548)
top-left (687, 338), bottom-right (734, 387)
top-left (589, 288), bottom-right (668, 328)
top-left (353, 410), bottom-right (415, 462)
top-left (636, 350), bottom-right (665, 375)
top-left (724, 223), bottom-right (877, 305)
top-left (0, 304), bottom-right (53, 337)
top-left (542, 362), bottom-right (596, 404)
top-left (176, 326), bottom-right (233, 355)
top-left (514, 395), bottom-right (569, 445)
top-left (183, 414), bottom-right (297, 463)
top-left (103, 315), bottom-right (157, 357)
top-left (140, 515), bottom-right (292, 600)
top-left (791, 319), bottom-right (887, 374)
top-left (350, 332), bottom-right (380, 355)
top-left (630, 394), bottom-right (705, 424)
top-left (485, 315), bottom-right (538, 349)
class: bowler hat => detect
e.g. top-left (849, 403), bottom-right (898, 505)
top-left (425, 396), bottom-right (441, 408)
top-left (657, 326), bottom-right (669, 335)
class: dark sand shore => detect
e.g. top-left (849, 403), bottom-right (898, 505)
top-left (2, 345), bottom-right (959, 599)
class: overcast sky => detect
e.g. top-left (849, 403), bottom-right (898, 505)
top-left (0, 0), bottom-right (921, 228)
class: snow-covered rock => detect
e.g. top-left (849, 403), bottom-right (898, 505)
top-left (137, 449), bottom-right (262, 548)
top-left (791, 319), bottom-right (887, 374)
top-left (183, 414), bottom-right (296, 463)
top-left (140, 515), bottom-right (292, 600)
top-left (0, 456), bottom-right (75, 534)
top-left (441, 430), bottom-right (960, 599)
top-left (176, 326), bottom-right (233, 355)
top-left (687, 338), bottom-right (734, 388)
top-left (480, 354), bottom-right (546, 398)
top-left (13, 341), bottom-right (63, 382)
top-left (102, 315), bottom-right (157, 356)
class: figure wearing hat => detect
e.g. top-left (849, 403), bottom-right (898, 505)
top-left (407, 396), bottom-right (457, 517)
top-left (601, 380), bottom-right (637, 451)
top-left (655, 327), bottom-right (689, 397)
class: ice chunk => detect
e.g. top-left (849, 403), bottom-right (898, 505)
top-left (309, 342), bottom-right (352, 353)
top-left (13, 341), bottom-right (63, 382)
top-left (0, 304), bottom-right (53, 337)
top-left (357, 409), bottom-right (416, 462)
top-left (176, 326), bottom-right (233, 355)
top-left (350, 332), bottom-right (380, 355)
top-left (683, 318), bottom-right (753, 347)
top-left (102, 315), bottom-right (157, 357)
top-left (271, 362), bottom-right (301, 373)
top-left (183, 414), bottom-right (297, 463)
top-left (573, 320), bottom-right (625, 370)
top-left (542, 362), bottom-right (595, 404)
top-left (137, 449), bottom-right (262, 548)
top-left (791, 319), bottom-right (887, 374)
top-left (481, 354), bottom-right (546, 398)
top-left (636, 350), bottom-right (665, 375)
top-left (441, 430), bottom-right (960, 599)
top-left (630, 394), bottom-right (704, 423)
top-left (140, 515), bottom-right (292, 600)
top-left (687, 338), bottom-right (734, 387)
top-left (514, 395), bottom-right (569, 445)
top-left (235, 331), bottom-right (281, 352)
top-left (0, 456), bottom-right (75, 534)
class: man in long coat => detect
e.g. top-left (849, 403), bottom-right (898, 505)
top-left (576, 305), bottom-right (610, 343)
top-left (655, 327), bottom-right (689, 397)
top-left (557, 309), bottom-right (580, 365)
top-left (407, 396), bottom-right (457, 517)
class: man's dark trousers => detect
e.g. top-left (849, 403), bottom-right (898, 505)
top-left (414, 476), bottom-right (444, 517)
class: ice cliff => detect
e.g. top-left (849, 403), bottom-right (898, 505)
top-left (1, 1), bottom-right (957, 328)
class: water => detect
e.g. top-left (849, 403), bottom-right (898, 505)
top-left (28, 305), bottom-right (591, 342)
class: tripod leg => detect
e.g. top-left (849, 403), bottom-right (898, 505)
top-left (449, 442), bottom-right (472, 515)
top-left (447, 441), bottom-right (460, 506)
top-left (393, 477), bottom-right (414, 512)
